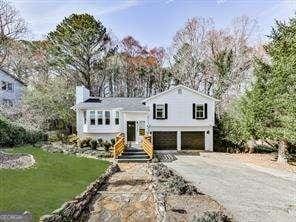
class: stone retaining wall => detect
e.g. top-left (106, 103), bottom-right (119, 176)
top-left (40, 163), bottom-right (120, 222)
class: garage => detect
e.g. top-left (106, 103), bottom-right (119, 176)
top-left (181, 131), bottom-right (205, 150)
top-left (153, 131), bottom-right (177, 150)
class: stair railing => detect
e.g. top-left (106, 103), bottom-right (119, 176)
top-left (114, 133), bottom-right (125, 159)
top-left (142, 134), bottom-right (153, 159)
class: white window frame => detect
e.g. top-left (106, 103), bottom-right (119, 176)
top-left (83, 111), bottom-right (87, 124)
top-left (195, 104), bottom-right (205, 119)
top-left (7, 83), bottom-right (13, 92)
top-left (105, 111), bottom-right (110, 125)
top-left (89, 110), bottom-right (96, 125)
top-left (97, 111), bottom-right (103, 125)
top-left (115, 111), bottom-right (119, 125)
top-left (156, 104), bottom-right (165, 119)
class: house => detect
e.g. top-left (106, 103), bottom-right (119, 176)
top-left (0, 69), bottom-right (26, 107)
top-left (73, 85), bottom-right (218, 151)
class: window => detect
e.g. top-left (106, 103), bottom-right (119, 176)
top-left (195, 104), bottom-right (205, 119)
top-left (7, 83), bottom-right (13, 91)
top-left (105, 111), bottom-right (110, 125)
top-left (90, 110), bottom-right (95, 125)
top-left (83, 111), bottom-right (87, 124)
top-left (115, 111), bottom-right (119, 125)
top-left (139, 121), bottom-right (145, 135)
top-left (178, 88), bottom-right (182, 94)
top-left (2, 99), bottom-right (13, 107)
top-left (1, 82), bottom-right (13, 91)
top-left (156, 104), bottom-right (165, 119)
top-left (1, 81), bottom-right (6, 90)
top-left (97, 111), bottom-right (103, 125)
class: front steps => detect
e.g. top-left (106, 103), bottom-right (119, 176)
top-left (117, 148), bottom-right (151, 163)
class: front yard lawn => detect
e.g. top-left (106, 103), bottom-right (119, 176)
top-left (0, 146), bottom-right (109, 221)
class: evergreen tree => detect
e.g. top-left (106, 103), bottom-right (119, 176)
top-left (224, 18), bottom-right (296, 162)
top-left (47, 13), bottom-right (111, 93)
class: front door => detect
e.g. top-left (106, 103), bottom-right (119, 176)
top-left (127, 121), bottom-right (136, 141)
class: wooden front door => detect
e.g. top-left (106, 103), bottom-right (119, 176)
top-left (127, 121), bottom-right (136, 141)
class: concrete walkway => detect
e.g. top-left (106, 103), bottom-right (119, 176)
top-left (165, 153), bottom-right (296, 222)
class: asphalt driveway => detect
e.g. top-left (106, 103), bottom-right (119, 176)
top-left (165, 153), bottom-right (296, 222)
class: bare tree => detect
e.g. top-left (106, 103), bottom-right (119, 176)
top-left (170, 16), bottom-right (260, 116)
top-left (0, 0), bottom-right (26, 66)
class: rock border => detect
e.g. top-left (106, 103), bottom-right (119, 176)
top-left (0, 152), bottom-right (35, 169)
top-left (40, 163), bottom-right (120, 222)
top-left (149, 163), bottom-right (233, 222)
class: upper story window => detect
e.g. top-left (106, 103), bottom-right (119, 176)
top-left (90, 110), bottom-right (95, 125)
top-left (115, 111), bottom-right (119, 125)
top-left (195, 104), bottom-right (205, 119)
top-left (156, 104), bottom-right (165, 119)
top-left (97, 111), bottom-right (103, 125)
top-left (105, 111), bottom-right (110, 125)
top-left (1, 81), bottom-right (13, 92)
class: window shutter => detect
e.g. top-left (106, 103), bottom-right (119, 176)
top-left (165, 103), bottom-right (168, 119)
top-left (204, 103), bottom-right (208, 119)
top-left (192, 103), bottom-right (196, 119)
top-left (153, 104), bottom-right (156, 119)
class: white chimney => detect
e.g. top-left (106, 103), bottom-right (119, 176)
top-left (76, 86), bottom-right (89, 104)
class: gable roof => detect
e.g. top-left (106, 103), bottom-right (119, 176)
top-left (0, 69), bottom-right (26, 86)
top-left (74, 97), bottom-right (149, 111)
top-left (142, 85), bottom-right (219, 102)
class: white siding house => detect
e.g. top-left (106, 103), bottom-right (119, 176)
top-left (73, 85), bottom-right (218, 151)
top-left (0, 69), bottom-right (25, 107)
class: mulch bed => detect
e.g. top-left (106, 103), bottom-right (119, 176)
top-left (0, 151), bottom-right (35, 169)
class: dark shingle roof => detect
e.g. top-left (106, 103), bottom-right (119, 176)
top-left (0, 69), bottom-right (26, 85)
top-left (75, 97), bottom-right (149, 111)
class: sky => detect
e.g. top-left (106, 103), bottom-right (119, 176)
top-left (10, 0), bottom-right (296, 48)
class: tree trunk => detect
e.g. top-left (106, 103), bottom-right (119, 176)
top-left (277, 140), bottom-right (289, 164)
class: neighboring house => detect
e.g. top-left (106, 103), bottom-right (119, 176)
top-left (0, 69), bottom-right (25, 107)
top-left (73, 85), bottom-right (218, 151)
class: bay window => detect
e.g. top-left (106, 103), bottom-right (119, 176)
top-left (115, 111), bottom-right (119, 125)
top-left (97, 111), bottom-right (103, 125)
top-left (90, 110), bottom-right (95, 125)
top-left (105, 111), bottom-right (110, 125)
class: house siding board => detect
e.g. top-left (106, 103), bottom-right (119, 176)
top-left (146, 87), bottom-right (215, 127)
top-left (0, 70), bottom-right (24, 106)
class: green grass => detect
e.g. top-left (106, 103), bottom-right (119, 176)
top-left (0, 146), bottom-right (110, 221)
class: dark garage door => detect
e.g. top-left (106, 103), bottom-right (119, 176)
top-left (153, 131), bottom-right (177, 150)
top-left (181, 131), bottom-right (205, 150)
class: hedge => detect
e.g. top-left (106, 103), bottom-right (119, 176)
top-left (0, 115), bottom-right (47, 147)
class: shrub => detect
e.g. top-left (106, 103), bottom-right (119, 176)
top-left (253, 145), bottom-right (276, 153)
top-left (97, 138), bottom-right (103, 147)
top-left (0, 115), bottom-right (46, 147)
top-left (90, 139), bottom-right (98, 150)
top-left (68, 134), bottom-right (79, 145)
top-left (110, 138), bottom-right (116, 146)
top-left (102, 141), bottom-right (112, 152)
top-left (194, 211), bottom-right (231, 222)
top-left (77, 137), bottom-right (92, 148)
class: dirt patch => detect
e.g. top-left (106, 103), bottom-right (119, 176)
top-left (149, 163), bottom-right (232, 221)
top-left (230, 153), bottom-right (296, 173)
